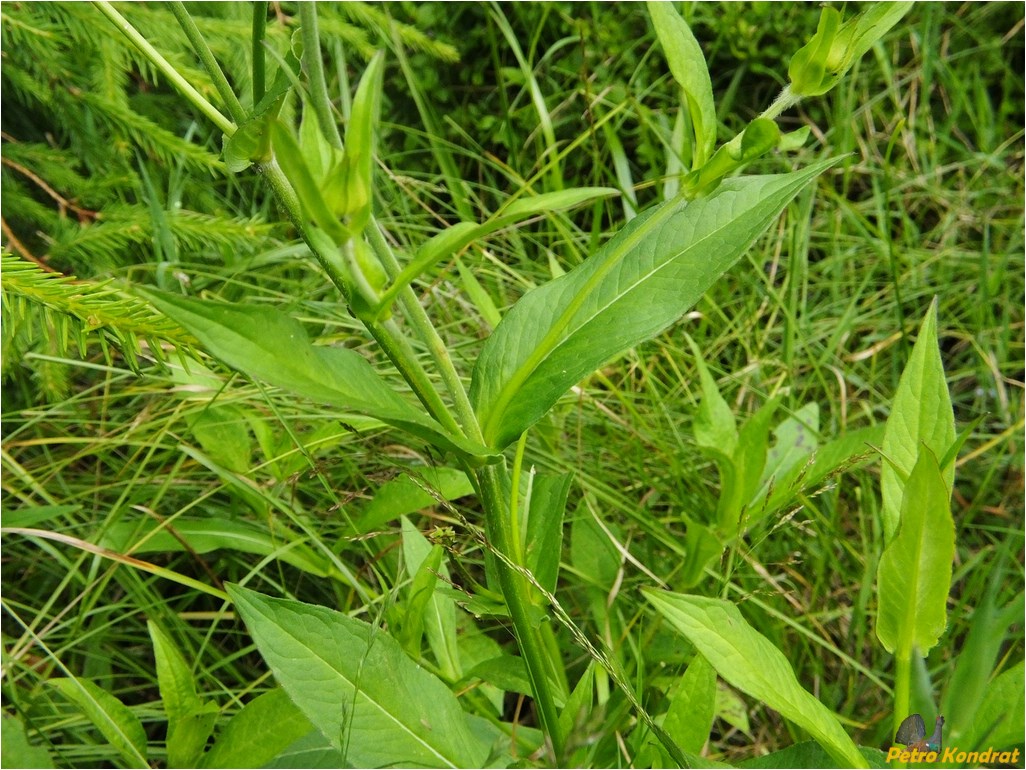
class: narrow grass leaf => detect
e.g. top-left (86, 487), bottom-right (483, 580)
top-left (875, 449), bottom-right (956, 656)
top-left (47, 677), bottom-right (148, 769)
top-left (103, 518), bottom-right (334, 578)
top-left (141, 290), bottom-right (493, 460)
top-left (880, 299), bottom-right (955, 542)
top-left (643, 590), bottom-right (868, 768)
top-left (199, 689), bottom-right (316, 769)
top-left (470, 159), bottom-right (838, 450)
top-left (226, 584), bottom-right (490, 769)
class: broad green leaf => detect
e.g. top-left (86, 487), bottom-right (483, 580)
top-left (331, 50), bottom-right (385, 230)
top-left (664, 654), bottom-right (717, 754)
top-left (148, 621), bottom-right (217, 768)
top-left (102, 517), bottom-right (334, 578)
top-left (376, 187), bottom-right (618, 314)
top-left (1, 715), bottom-right (54, 769)
top-left (644, 590), bottom-right (868, 768)
top-left (570, 509), bottom-right (621, 592)
top-left (47, 677), bottom-right (148, 768)
top-left (875, 449), bottom-right (955, 656)
top-left (270, 121), bottom-right (349, 245)
top-left (960, 661), bottom-right (1026, 752)
top-left (688, 336), bottom-right (737, 457)
top-left (260, 730), bottom-right (348, 770)
top-left (557, 662), bottom-right (595, 749)
top-left (200, 689), bottom-right (317, 769)
top-left (523, 471), bottom-right (572, 596)
top-left (470, 159), bottom-right (838, 450)
top-left (647, 2), bottom-right (716, 167)
top-left (141, 290), bottom-right (493, 461)
top-left (400, 520), bottom-right (446, 660)
top-left (721, 397), bottom-right (780, 532)
top-left (752, 423), bottom-right (884, 522)
top-left (464, 655), bottom-right (532, 697)
top-left (737, 118), bottom-right (781, 161)
top-left (880, 300), bottom-right (955, 542)
top-left (354, 467), bottom-right (475, 534)
top-left (187, 404), bottom-right (252, 473)
top-left (679, 520), bottom-right (723, 588)
top-left (756, 403), bottom-right (819, 496)
top-left (739, 741), bottom-right (888, 769)
top-left (401, 518), bottom-right (461, 678)
top-left (226, 584), bottom-right (490, 769)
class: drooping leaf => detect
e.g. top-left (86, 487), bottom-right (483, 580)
top-left (47, 677), bottom-right (148, 769)
top-left (644, 590), bottom-right (868, 768)
top-left (140, 290), bottom-right (493, 461)
top-left (199, 689), bottom-right (317, 770)
top-left (470, 159), bottom-right (838, 450)
top-left (226, 584), bottom-right (491, 769)
top-left (880, 300), bottom-right (955, 542)
top-left (875, 449), bottom-right (955, 656)
top-left (647, 1), bottom-right (717, 167)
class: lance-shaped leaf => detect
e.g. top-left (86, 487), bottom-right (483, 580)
top-left (647, 1), bottom-right (717, 168)
top-left (470, 158), bottom-right (838, 450)
top-left (47, 678), bottom-right (148, 769)
top-left (226, 584), bottom-right (491, 769)
top-left (375, 187), bottom-right (618, 314)
top-left (643, 590), bottom-right (868, 769)
top-left (141, 290), bottom-right (493, 461)
top-left (880, 300), bottom-right (955, 542)
top-left (875, 448), bottom-right (955, 656)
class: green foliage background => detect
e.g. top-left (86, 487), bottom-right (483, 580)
top-left (2, 2), bottom-right (1023, 767)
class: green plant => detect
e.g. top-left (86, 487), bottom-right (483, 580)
top-left (3, 3), bottom-right (1021, 769)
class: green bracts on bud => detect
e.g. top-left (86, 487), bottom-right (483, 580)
top-left (789, 3), bottom-right (913, 98)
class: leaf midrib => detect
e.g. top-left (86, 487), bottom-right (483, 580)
top-left (245, 598), bottom-right (458, 768)
top-left (482, 176), bottom-right (795, 446)
top-left (480, 197), bottom-right (685, 444)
